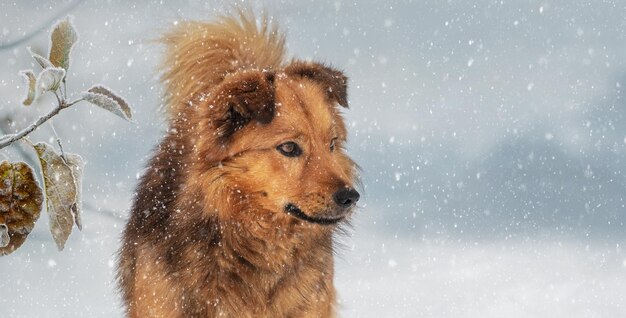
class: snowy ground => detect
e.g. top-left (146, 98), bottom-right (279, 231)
top-left (336, 233), bottom-right (626, 318)
top-left (2, 1), bottom-right (626, 317)
top-left (3, 214), bottom-right (626, 317)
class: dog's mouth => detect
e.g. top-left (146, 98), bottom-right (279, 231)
top-left (284, 204), bottom-right (345, 225)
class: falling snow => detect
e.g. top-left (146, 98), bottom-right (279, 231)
top-left (1, 1), bottom-right (626, 318)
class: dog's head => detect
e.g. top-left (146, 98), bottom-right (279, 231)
top-left (182, 61), bottom-right (359, 226)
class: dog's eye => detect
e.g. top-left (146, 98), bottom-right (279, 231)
top-left (277, 142), bottom-right (302, 157)
top-left (330, 138), bottom-right (337, 152)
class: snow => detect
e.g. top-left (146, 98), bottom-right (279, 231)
top-left (4, 224), bottom-right (625, 317)
top-left (2, 0), bottom-right (626, 317)
top-left (336, 236), bottom-right (626, 318)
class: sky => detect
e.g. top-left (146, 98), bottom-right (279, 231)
top-left (1, 1), bottom-right (626, 317)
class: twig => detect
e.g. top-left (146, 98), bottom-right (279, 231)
top-left (65, 98), bottom-right (83, 107)
top-left (0, 117), bottom-right (37, 167)
top-left (49, 120), bottom-right (67, 161)
top-left (53, 91), bottom-right (63, 105)
top-left (0, 89), bottom-right (84, 150)
top-left (0, 103), bottom-right (68, 150)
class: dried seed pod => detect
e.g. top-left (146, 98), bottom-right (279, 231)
top-left (0, 161), bottom-right (43, 255)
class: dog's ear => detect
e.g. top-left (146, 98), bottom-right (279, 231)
top-left (284, 61), bottom-right (348, 107)
top-left (209, 70), bottom-right (276, 139)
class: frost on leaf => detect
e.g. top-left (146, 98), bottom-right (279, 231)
top-left (20, 70), bottom-right (37, 106)
top-left (0, 161), bottom-right (43, 256)
top-left (82, 85), bottom-right (134, 122)
top-left (28, 47), bottom-right (54, 69)
top-left (49, 16), bottom-right (78, 71)
top-left (36, 67), bottom-right (66, 96)
top-left (65, 154), bottom-right (85, 231)
top-left (34, 143), bottom-right (78, 251)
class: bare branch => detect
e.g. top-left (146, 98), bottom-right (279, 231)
top-left (0, 95), bottom-right (85, 150)
top-left (0, 104), bottom-right (67, 150)
top-left (49, 120), bottom-right (67, 162)
top-left (0, 117), bottom-right (38, 168)
top-left (65, 98), bottom-right (84, 107)
top-left (53, 91), bottom-right (63, 105)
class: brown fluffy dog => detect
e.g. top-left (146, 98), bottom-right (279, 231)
top-left (117, 11), bottom-right (359, 318)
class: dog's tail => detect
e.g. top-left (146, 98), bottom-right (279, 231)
top-left (160, 10), bottom-right (286, 117)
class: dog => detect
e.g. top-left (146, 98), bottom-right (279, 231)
top-left (117, 10), bottom-right (359, 318)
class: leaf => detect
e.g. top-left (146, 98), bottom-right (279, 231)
top-left (65, 154), bottom-right (85, 231)
top-left (49, 16), bottom-right (78, 71)
top-left (0, 161), bottom-right (43, 255)
top-left (19, 70), bottom-right (37, 106)
top-left (33, 143), bottom-right (77, 251)
top-left (82, 85), bottom-right (134, 122)
top-left (27, 47), bottom-right (54, 69)
top-left (36, 67), bottom-right (66, 96)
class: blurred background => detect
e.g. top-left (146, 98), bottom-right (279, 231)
top-left (1, 0), bottom-right (626, 317)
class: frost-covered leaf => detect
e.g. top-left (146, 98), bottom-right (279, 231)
top-left (65, 154), bottom-right (85, 231)
top-left (20, 70), bottom-right (37, 106)
top-left (36, 67), bottom-right (66, 96)
top-left (82, 85), bottom-right (133, 122)
top-left (49, 16), bottom-right (78, 71)
top-left (28, 47), bottom-right (54, 69)
top-left (0, 161), bottom-right (43, 255)
top-left (33, 143), bottom-right (76, 251)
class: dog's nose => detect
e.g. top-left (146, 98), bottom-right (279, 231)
top-left (333, 188), bottom-right (360, 208)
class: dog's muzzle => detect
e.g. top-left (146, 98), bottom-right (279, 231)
top-left (285, 188), bottom-right (360, 225)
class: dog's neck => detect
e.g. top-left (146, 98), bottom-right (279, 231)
top-left (175, 174), bottom-right (336, 268)
top-left (170, 183), bottom-right (337, 316)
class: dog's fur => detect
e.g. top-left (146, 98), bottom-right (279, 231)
top-left (117, 11), bottom-right (358, 318)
